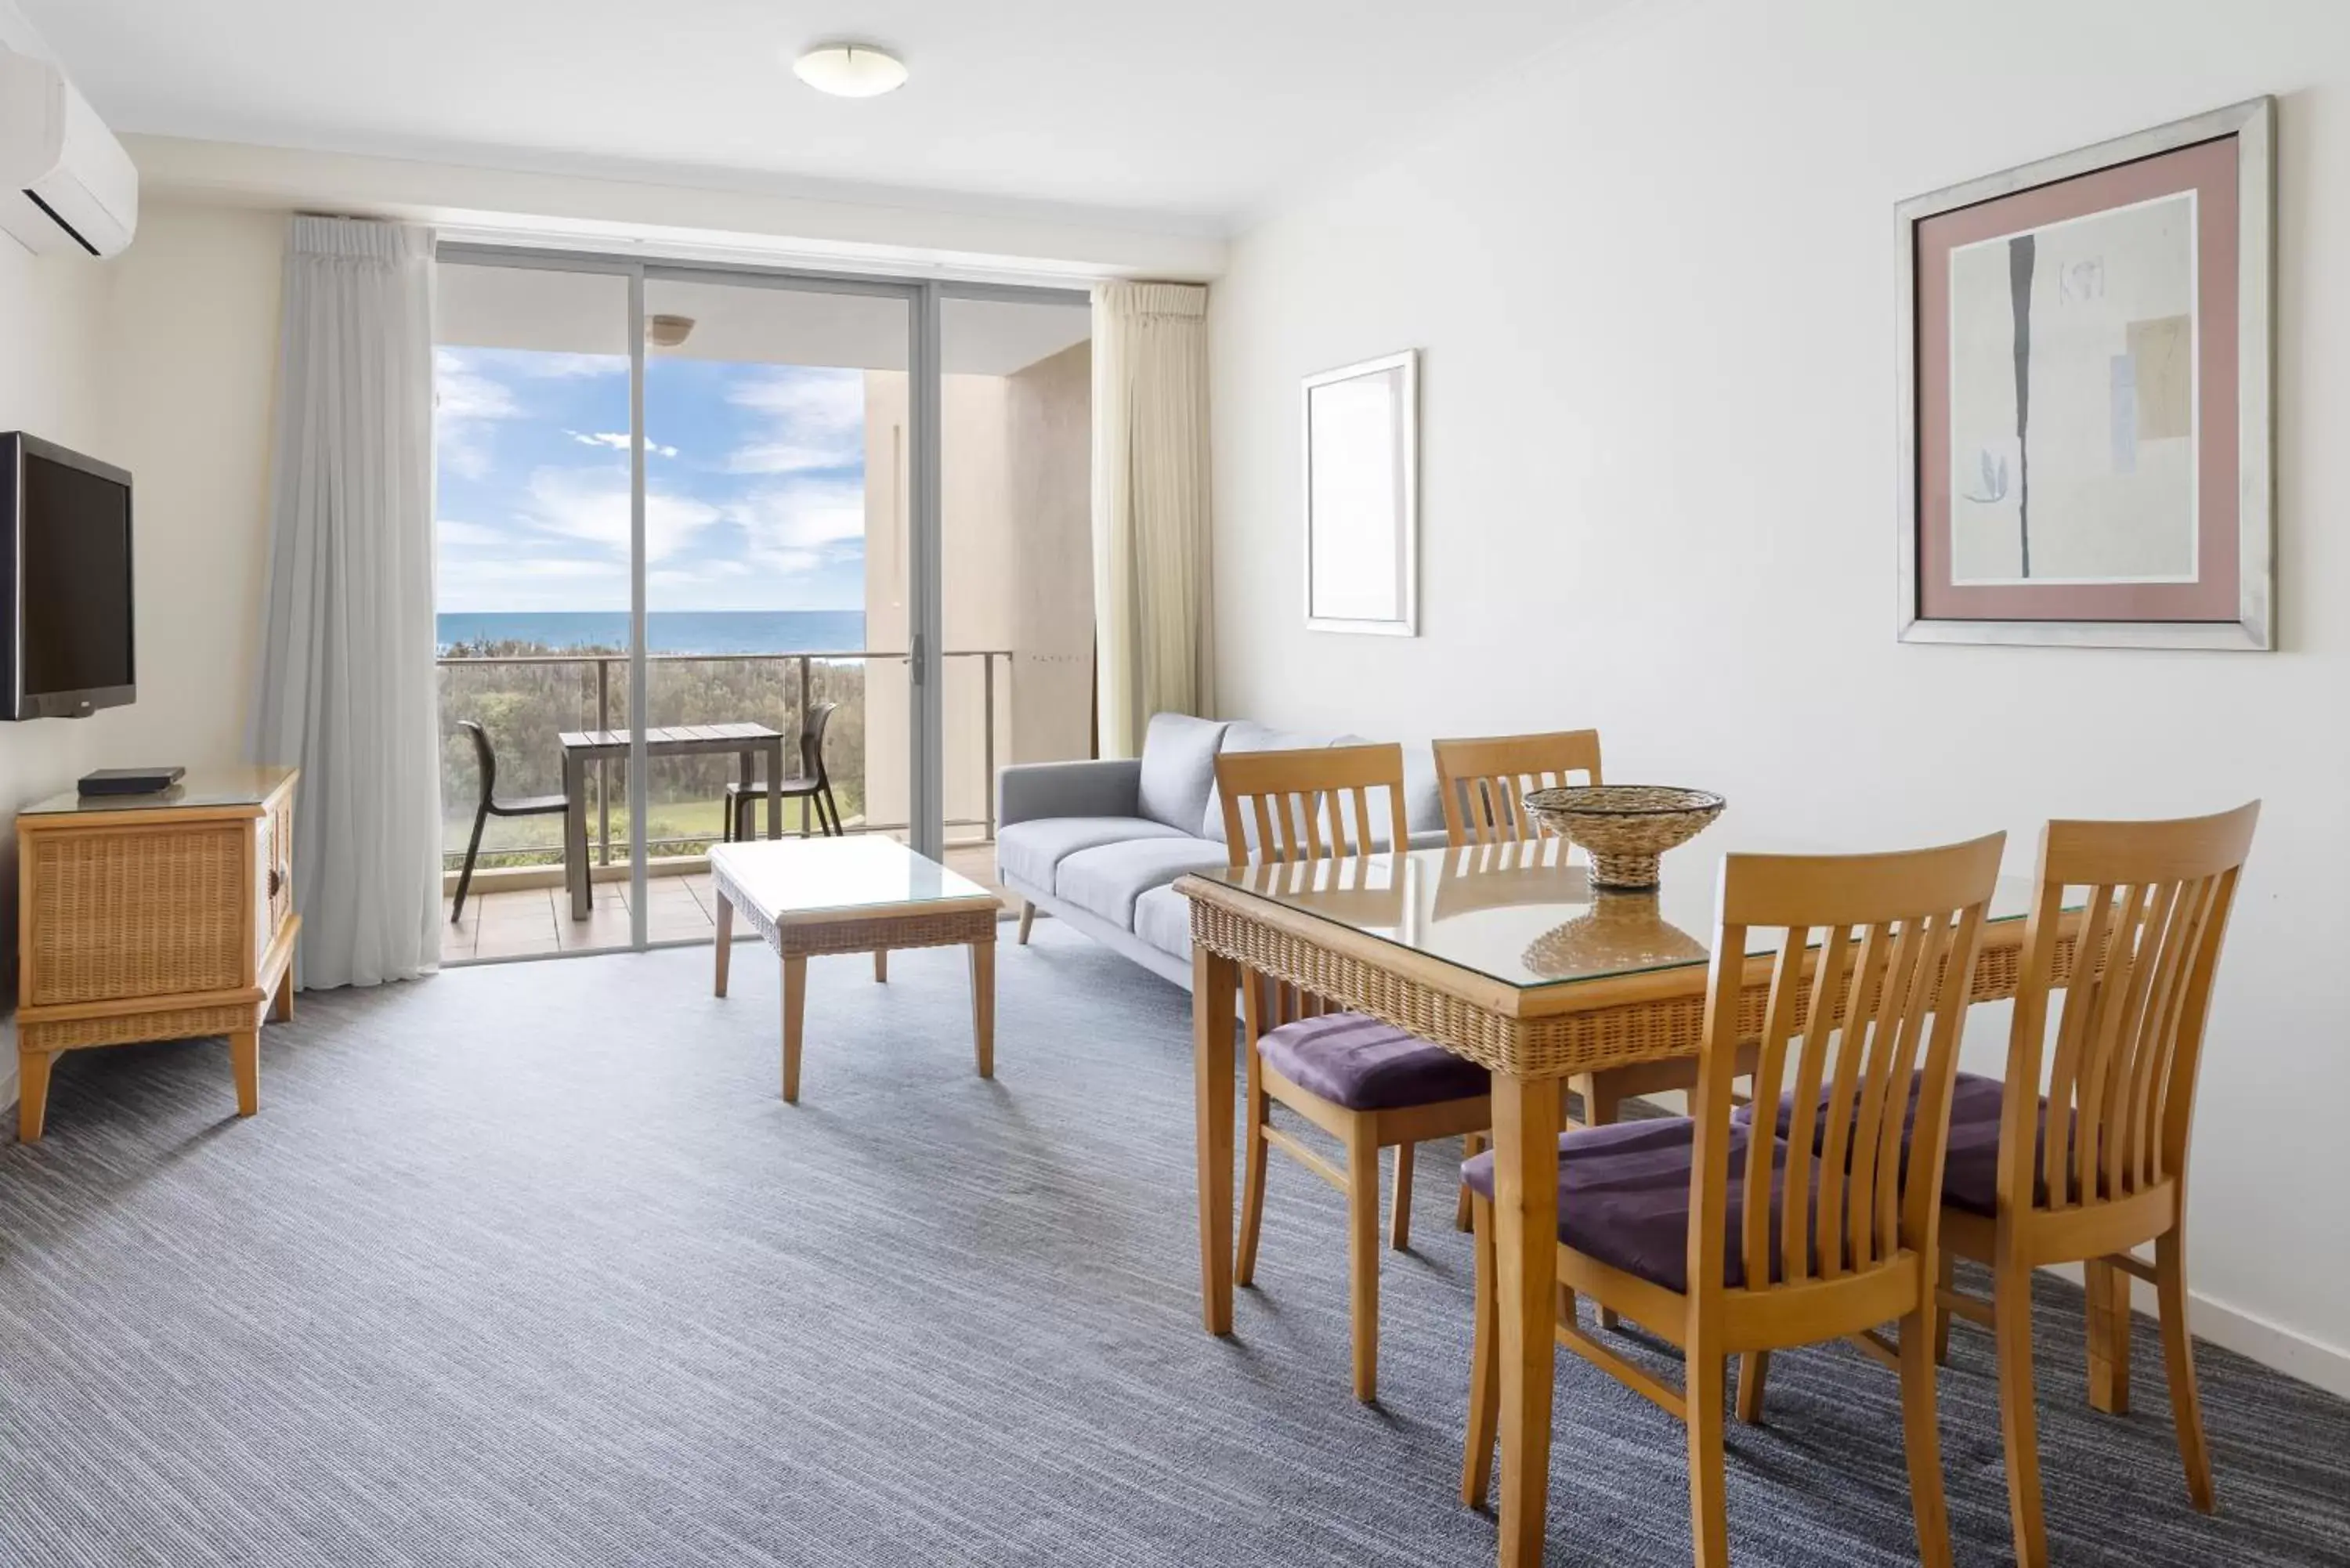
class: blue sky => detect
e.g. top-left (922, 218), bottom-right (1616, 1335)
top-left (434, 347), bottom-right (868, 614)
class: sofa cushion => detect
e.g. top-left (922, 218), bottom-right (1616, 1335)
top-left (1202, 721), bottom-right (1337, 845)
top-left (998, 816), bottom-right (1190, 894)
top-left (1132, 883), bottom-right (1193, 961)
top-left (1054, 837), bottom-right (1232, 929)
top-left (1137, 714), bottom-right (1231, 834)
top-left (1259, 1011), bottom-right (1488, 1111)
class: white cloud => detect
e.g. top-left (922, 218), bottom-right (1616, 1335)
top-left (434, 518), bottom-right (504, 551)
top-left (520, 464), bottom-right (721, 565)
top-left (723, 475), bottom-right (866, 578)
top-left (649, 560), bottom-right (754, 591)
top-left (522, 352), bottom-right (629, 380)
top-left (725, 367), bottom-right (866, 475)
top-left (502, 558), bottom-right (615, 579)
top-left (566, 430), bottom-right (679, 458)
top-left (434, 349), bottom-right (522, 481)
top-left (436, 555), bottom-right (627, 614)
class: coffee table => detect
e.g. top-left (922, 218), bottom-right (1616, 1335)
top-left (707, 836), bottom-right (1002, 1102)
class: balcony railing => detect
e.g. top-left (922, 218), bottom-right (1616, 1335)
top-left (436, 647), bottom-right (1008, 870)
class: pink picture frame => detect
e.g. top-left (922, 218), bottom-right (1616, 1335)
top-left (1896, 99), bottom-right (2274, 650)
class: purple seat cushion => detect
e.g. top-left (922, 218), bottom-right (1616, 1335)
top-left (1940, 1074), bottom-right (2012, 1216)
top-left (1737, 1072), bottom-right (2032, 1216)
top-left (1256, 1012), bottom-right (1488, 1112)
top-left (1462, 1118), bottom-right (1804, 1292)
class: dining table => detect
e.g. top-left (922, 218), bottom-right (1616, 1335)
top-left (556, 722), bottom-right (788, 919)
top-left (1173, 836), bottom-right (2086, 1568)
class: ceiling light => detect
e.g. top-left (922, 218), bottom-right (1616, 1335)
top-left (792, 43), bottom-right (907, 98)
top-left (646, 314), bottom-right (696, 349)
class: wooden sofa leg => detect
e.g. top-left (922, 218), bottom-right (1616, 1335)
top-left (1018, 899), bottom-right (1036, 945)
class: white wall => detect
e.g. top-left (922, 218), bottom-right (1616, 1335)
top-left (1212, 0), bottom-right (2350, 1390)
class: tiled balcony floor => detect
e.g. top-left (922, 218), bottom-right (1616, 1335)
top-left (442, 844), bottom-right (1016, 963)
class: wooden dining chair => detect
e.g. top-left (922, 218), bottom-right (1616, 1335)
top-left (1462, 833), bottom-right (2005, 1568)
top-left (1220, 742), bottom-right (1494, 1403)
top-left (1926, 804), bottom-right (2258, 1568)
top-left (1434, 729), bottom-right (1753, 1328)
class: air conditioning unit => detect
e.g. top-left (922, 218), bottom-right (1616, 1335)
top-left (0, 46), bottom-right (136, 258)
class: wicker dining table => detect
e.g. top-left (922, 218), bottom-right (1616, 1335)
top-left (1173, 836), bottom-right (2084, 1568)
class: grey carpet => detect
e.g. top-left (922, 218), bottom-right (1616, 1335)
top-left (2, 927), bottom-right (2345, 1567)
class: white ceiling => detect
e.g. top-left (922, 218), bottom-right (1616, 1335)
top-left (20, 0), bottom-right (1635, 229)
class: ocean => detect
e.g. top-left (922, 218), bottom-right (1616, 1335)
top-left (437, 609), bottom-right (869, 656)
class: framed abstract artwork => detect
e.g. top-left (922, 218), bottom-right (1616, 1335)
top-left (1896, 97), bottom-right (2275, 649)
top-left (1303, 349), bottom-right (1418, 636)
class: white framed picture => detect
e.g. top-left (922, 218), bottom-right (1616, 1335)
top-left (1303, 349), bottom-right (1418, 636)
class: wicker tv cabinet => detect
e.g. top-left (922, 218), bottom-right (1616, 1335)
top-left (14, 765), bottom-right (299, 1143)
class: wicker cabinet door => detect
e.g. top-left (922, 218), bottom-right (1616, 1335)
top-left (25, 823), bottom-right (251, 1007)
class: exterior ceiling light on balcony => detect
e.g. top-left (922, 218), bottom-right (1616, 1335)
top-left (646, 314), bottom-right (696, 349)
top-left (791, 43), bottom-right (908, 98)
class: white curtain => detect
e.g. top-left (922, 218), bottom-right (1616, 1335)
top-left (1092, 280), bottom-right (1213, 758)
top-left (249, 215), bottom-right (442, 988)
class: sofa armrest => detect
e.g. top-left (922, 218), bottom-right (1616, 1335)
top-left (996, 758), bottom-right (1144, 828)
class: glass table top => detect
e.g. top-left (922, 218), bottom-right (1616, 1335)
top-left (1189, 838), bottom-right (2041, 993)
top-left (707, 835), bottom-right (996, 920)
top-left (22, 765), bottom-right (296, 815)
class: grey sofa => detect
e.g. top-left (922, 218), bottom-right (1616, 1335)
top-left (994, 714), bottom-right (1445, 988)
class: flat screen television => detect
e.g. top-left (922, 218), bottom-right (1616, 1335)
top-left (2, 432), bottom-right (134, 720)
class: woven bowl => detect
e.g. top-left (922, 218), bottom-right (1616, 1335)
top-left (1520, 785), bottom-right (1726, 891)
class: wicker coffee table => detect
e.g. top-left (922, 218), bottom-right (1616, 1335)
top-left (707, 836), bottom-right (1002, 1103)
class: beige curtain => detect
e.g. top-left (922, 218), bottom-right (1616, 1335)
top-left (1092, 280), bottom-right (1213, 758)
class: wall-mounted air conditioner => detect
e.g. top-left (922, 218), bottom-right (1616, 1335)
top-left (0, 45), bottom-right (136, 258)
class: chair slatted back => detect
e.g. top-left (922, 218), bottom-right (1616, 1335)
top-left (1432, 730), bottom-right (1603, 846)
top-left (1215, 744), bottom-right (1412, 868)
top-left (1216, 744), bottom-right (1413, 1031)
top-left (1694, 835), bottom-right (2005, 1294)
top-left (2005, 804), bottom-right (2258, 1212)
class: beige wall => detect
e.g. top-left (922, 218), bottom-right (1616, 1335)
top-left (0, 202), bottom-right (283, 1104)
top-left (0, 238), bottom-right (114, 1104)
top-left (99, 204), bottom-right (284, 772)
top-left (1213, 0), bottom-right (2350, 1391)
top-left (1006, 341), bottom-right (1094, 769)
top-left (129, 135), bottom-right (1226, 285)
top-left (866, 370), bottom-right (1014, 836)
top-left (863, 359), bottom-right (1089, 842)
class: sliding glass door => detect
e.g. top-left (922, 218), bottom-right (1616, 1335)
top-left (432, 247), bottom-right (1085, 963)
top-left (632, 274), bottom-right (913, 945)
top-left (434, 260), bottom-right (638, 960)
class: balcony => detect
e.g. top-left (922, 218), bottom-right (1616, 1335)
top-left (438, 646), bottom-right (1019, 962)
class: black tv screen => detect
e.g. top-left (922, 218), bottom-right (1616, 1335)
top-left (5, 433), bottom-right (134, 720)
